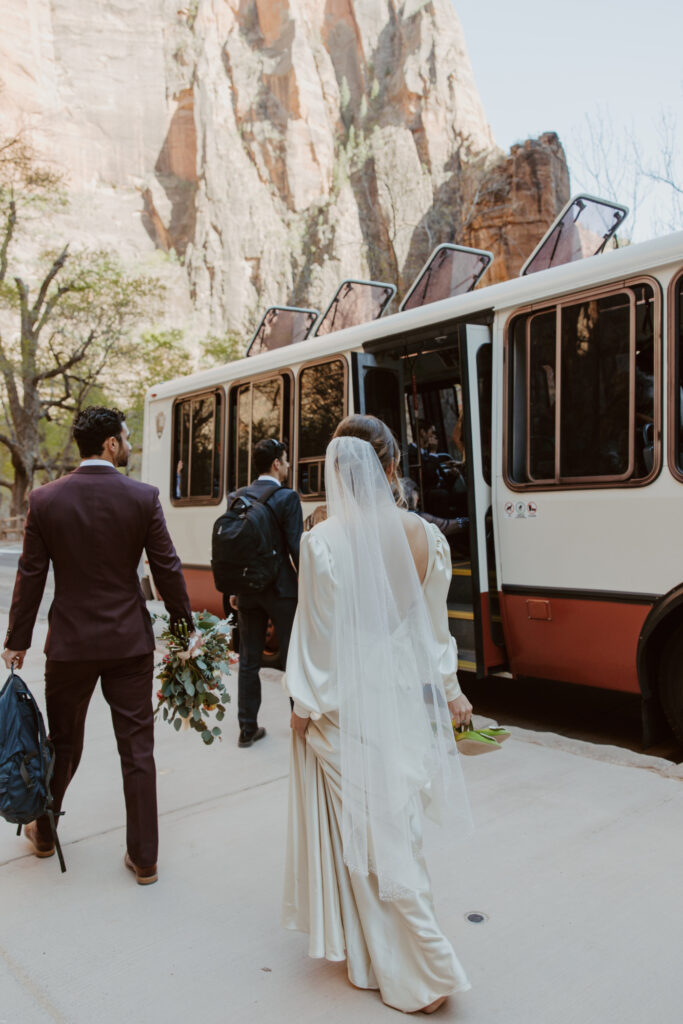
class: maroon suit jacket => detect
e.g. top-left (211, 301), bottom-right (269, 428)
top-left (5, 465), bottom-right (193, 661)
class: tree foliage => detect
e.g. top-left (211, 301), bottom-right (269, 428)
top-left (0, 135), bottom-right (165, 513)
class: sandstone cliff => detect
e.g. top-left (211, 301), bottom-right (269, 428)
top-left (0, 0), bottom-right (569, 341)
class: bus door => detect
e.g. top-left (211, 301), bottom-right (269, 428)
top-left (458, 323), bottom-right (507, 677)
top-left (352, 353), bottom-right (405, 444)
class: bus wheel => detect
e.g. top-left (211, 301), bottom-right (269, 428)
top-left (659, 625), bottom-right (683, 745)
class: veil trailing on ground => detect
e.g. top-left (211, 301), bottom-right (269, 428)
top-left (325, 436), bottom-right (472, 900)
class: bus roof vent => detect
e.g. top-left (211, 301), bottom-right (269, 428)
top-left (399, 244), bottom-right (493, 312)
top-left (314, 279), bottom-right (396, 337)
top-left (521, 194), bottom-right (628, 276)
top-left (247, 306), bottom-right (319, 357)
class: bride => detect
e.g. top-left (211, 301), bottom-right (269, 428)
top-left (282, 414), bottom-right (474, 1014)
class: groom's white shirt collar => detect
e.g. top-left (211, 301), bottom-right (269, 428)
top-left (258, 474), bottom-right (280, 486)
top-left (80, 459), bottom-right (116, 468)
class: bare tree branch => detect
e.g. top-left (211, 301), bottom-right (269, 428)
top-left (0, 339), bottom-right (23, 425)
top-left (36, 330), bottom-right (95, 383)
top-left (30, 245), bottom-right (69, 325)
top-left (0, 196), bottom-right (16, 283)
top-left (643, 172), bottom-right (683, 197)
top-left (34, 282), bottom-right (74, 338)
top-left (571, 105), bottom-right (682, 240)
top-left (13, 276), bottom-right (30, 342)
top-left (0, 432), bottom-right (19, 456)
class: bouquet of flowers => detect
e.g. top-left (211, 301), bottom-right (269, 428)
top-left (153, 611), bottom-right (236, 745)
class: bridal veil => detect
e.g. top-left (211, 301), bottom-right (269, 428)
top-left (325, 435), bottom-right (472, 901)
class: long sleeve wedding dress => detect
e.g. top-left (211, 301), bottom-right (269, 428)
top-left (283, 502), bottom-right (471, 1013)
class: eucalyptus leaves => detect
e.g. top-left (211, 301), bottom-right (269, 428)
top-left (154, 612), bottom-right (234, 745)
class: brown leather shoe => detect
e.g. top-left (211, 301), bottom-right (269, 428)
top-left (24, 821), bottom-right (55, 858)
top-left (124, 851), bottom-right (158, 885)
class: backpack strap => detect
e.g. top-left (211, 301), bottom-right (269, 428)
top-left (46, 803), bottom-right (66, 874)
top-left (231, 483), bottom-right (283, 533)
top-left (256, 482), bottom-right (283, 505)
top-left (22, 681), bottom-right (66, 874)
top-left (243, 482), bottom-right (282, 505)
top-left (255, 484), bottom-right (286, 556)
top-left (228, 481), bottom-right (281, 511)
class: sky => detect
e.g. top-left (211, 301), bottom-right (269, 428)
top-left (454, 0), bottom-right (683, 242)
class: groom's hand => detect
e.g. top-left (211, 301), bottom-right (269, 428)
top-left (187, 631), bottom-right (203, 656)
top-left (2, 648), bottom-right (26, 670)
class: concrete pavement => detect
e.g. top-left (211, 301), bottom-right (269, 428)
top-left (1, 614), bottom-right (682, 1024)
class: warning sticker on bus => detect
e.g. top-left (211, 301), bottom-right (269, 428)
top-left (504, 501), bottom-right (538, 519)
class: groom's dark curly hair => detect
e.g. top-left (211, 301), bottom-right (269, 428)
top-left (73, 406), bottom-right (126, 458)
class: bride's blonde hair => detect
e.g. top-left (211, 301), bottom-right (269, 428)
top-left (333, 414), bottom-right (406, 507)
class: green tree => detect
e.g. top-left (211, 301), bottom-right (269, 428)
top-left (0, 135), bottom-right (165, 513)
top-left (123, 328), bottom-right (194, 456)
top-left (200, 333), bottom-right (243, 367)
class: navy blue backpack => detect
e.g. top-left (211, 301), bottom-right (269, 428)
top-left (0, 669), bottom-right (65, 872)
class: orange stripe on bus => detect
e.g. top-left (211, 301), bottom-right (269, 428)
top-left (498, 592), bottom-right (648, 693)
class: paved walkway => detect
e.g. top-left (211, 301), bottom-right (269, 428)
top-left (1, 616), bottom-right (682, 1024)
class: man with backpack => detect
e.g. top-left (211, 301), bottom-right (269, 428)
top-left (2, 407), bottom-right (196, 884)
top-left (221, 439), bottom-right (303, 748)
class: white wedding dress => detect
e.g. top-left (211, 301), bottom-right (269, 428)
top-left (283, 513), bottom-right (471, 1012)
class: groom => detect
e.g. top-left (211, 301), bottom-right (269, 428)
top-left (2, 406), bottom-right (194, 884)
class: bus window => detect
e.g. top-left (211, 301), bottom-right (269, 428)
top-left (404, 381), bottom-right (468, 519)
top-left (673, 274), bottom-right (683, 475)
top-left (177, 402), bottom-right (190, 497)
top-left (237, 384), bottom-right (250, 488)
top-left (508, 282), bottom-right (657, 486)
top-left (363, 368), bottom-right (402, 439)
top-left (476, 345), bottom-right (492, 485)
top-left (298, 359), bottom-right (346, 496)
top-left (229, 374), bottom-right (291, 491)
top-left (527, 310), bottom-right (556, 481)
top-left (560, 294), bottom-right (632, 477)
top-left (171, 390), bottom-right (223, 504)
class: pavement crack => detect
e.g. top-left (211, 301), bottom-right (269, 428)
top-left (0, 772), bottom-right (288, 869)
top-left (161, 771), bottom-right (289, 821)
top-left (0, 945), bottom-right (68, 1023)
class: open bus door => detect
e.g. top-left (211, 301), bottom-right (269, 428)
top-left (356, 329), bottom-right (505, 678)
top-left (458, 323), bottom-right (507, 677)
top-left (352, 353), bottom-right (405, 443)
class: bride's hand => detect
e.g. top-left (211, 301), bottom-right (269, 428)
top-left (448, 694), bottom-right (473, 729)
top-left (290, 711), bottom-right (310, 738)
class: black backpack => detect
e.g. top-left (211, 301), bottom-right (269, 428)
top-left (211, 483), bottom-right (284, 596)
top-left (0, 669), bottom-right (66, 872)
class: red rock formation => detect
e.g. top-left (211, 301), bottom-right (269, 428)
top-left (1, 0), bottom-right (570, 336)
top-left (143, 87), bottom-right (198, 257)
top-left (467, 133), bottom-right (571, 283)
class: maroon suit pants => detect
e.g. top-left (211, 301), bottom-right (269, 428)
top-left (36, 653), bottom-right (158, 867)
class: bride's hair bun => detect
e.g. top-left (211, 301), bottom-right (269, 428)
top-left (332, 414), bottom-right (405, 507)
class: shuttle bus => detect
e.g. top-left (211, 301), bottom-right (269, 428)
top-left (142, 222), bottom-right (683, 746)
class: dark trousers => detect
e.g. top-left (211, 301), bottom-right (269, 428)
top-left (236, 593), bottom-right (297, 733)
top-left (36, 653), bottom-right (157, 867)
